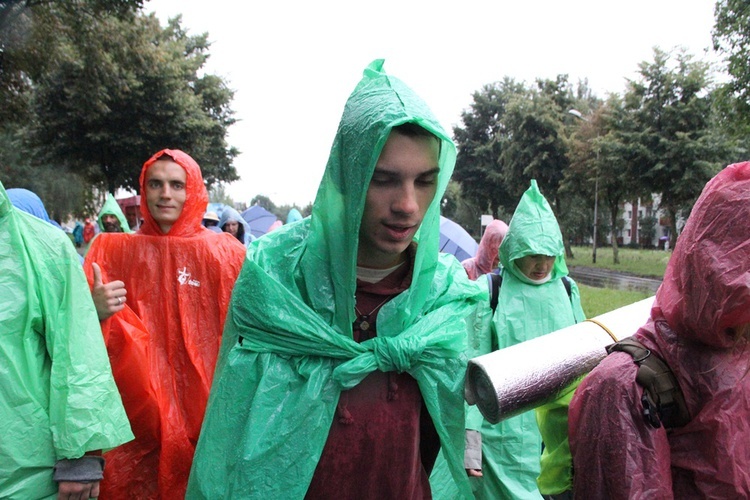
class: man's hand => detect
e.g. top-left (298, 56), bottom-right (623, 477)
top-left (57, 480), bottom-right (100, 499)
top-left (91, 262), bottom-right (127, 321)
top-left (467, 468), bottom-right (483, 477)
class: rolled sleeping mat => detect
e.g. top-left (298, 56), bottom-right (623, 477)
top-left (465, 296), bottom-right (655, 424)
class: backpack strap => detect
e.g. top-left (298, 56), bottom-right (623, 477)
top-left (561, 276), bottom-right (572, 298)
top-left (607, 338), bottom-right (690, 429)
top-left (487, 272), bottom-right (502, 314)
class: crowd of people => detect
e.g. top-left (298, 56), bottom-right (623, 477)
top-left (1, 60), bottom-right (748, 499)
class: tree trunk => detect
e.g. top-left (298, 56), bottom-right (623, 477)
top-left (555, 195), bottom-right (575, 259)
top-left (669, 207), bottom-right (679, 250)
top-left (610, 207), bottom-right (620, 265)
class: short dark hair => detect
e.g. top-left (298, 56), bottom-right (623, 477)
top-left (392, 122), bottom-right (439, 141)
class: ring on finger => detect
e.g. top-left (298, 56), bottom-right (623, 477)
top-left (117, 297), bottom-right (123, 305)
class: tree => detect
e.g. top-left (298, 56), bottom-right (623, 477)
top-left (624, 48), bottom-right (721, 249)
top-left (24, 7), bottom-right (238, 193)
top-left (500, 76), bottom-right (577, 257)
top-left (713, 0), bottom-right (750, 128)
top-left (452, 78), bottom-right (527, 217)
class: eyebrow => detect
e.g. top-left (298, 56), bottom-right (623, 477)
top-left (372, 167), bottom-right (440, 176)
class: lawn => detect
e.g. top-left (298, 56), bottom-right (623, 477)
top-left (567, 245), bottom-right (670, 279)
top-left (578, 284), bottom-right (653, 318)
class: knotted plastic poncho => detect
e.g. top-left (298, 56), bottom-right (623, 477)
top-left (0, 181), bottom-right (133, 499)
top-left (83, 149), bottom-right (246, 499)
top-left (570, 161), bottom-right (750, 498)
top-left (97, 192), bottom-right (132, 233)
top-left (187, 60), bottom-right (485, 499)
top-left (478, 180), bottom-right (584, 499)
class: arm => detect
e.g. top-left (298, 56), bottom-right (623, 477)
top-left (569, 354), bottom-right (673, 499)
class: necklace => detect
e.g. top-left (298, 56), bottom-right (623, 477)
top-left (353, 295), bottom-right (392, 332)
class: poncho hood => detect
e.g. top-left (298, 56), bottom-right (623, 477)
top-left (652, 161), bottom-right (750, 348)
top-left (462, 219), bottom-right (508, 280)
top-left (294, 58), bottom-right (459, 334)
top-left (138, 149), bottom-right (208, 237)
top-left (7, 188), bottom-right (52, 223)
top-left (97, 193), bottom-right (132, 233)
top-left (499, 180), bottom-right (569, 282)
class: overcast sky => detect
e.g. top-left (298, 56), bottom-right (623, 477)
top-left (146, 0), bottom-right (720, 207)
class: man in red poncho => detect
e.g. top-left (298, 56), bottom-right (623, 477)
top-left (84, 149), bottom-right (246, 499)
top-left (569, 161), bottom-right (750, 498)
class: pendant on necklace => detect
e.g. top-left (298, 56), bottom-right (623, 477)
top-left (356, 315), bottom-right (371, 331)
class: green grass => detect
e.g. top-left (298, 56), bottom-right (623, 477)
top-left (567, 245), bottom-right (670, 279)
top-left (578, 284), bottom-right (652, 318)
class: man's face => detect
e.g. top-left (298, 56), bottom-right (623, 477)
top-left (224, 220), bottom-right (239, 236)
top-left (516, 254), bottom-right (556, 281)
top-left (145, 159), bottom-right (187, 234)
top-left (101, 214), bottom-right (122, 232)
top-left (358, 131), bottom-right (439, 269)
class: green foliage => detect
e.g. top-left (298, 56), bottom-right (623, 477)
top-left (578, 284), bottom-right (652, 318)
top-left (567, 245), bottom-right (669, 278)
top-left (624, 48), bottom-right (722, 248)
top-left (1, 2), bottom-right (238, 208)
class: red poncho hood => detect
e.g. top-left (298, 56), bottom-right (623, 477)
top-left (462, 219), bottom-right (508, 280)
top-left (138, 149), bottom-right (209, 237)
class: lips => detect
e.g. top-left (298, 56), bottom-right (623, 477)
top-left (383, 222), bottom-right (417, 241)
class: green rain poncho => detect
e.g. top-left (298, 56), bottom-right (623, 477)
top-left (187, 60), bottom-right (485, 499)
top-left (97, 193), bottom-right (132, 233)
top-left (477, 180), bottom-right (585, 499)
top-left (0, 181), bottom-right (133, 499)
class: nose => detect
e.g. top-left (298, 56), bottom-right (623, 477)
top-left (160, 184), bottom-right (173, 199)
top-left (392, 181), bottom-right (419, 215)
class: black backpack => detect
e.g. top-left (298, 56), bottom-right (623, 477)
top-left (607, 337), bottom-right (691, 429)
top-left (487, 272), bottom-right (572, 314)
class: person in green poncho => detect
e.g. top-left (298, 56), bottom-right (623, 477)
top-left (0, 180), bottom-right (133, 499)
top-left (187, 60), bottom-right (485, 499)
top-left (474, 180), bottom-right (585, 499)
top-left (97, 193), bottom-right (132, 233)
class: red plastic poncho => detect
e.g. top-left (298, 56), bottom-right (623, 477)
top-left (84, 149), bottom-right (246, 499)
top-left (569, 161), bottom-right (750, 498)
top-left (461, 219), bottom-right (508, 280)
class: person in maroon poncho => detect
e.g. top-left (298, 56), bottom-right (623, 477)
top-left (569, 161), bottom-right (750, 498)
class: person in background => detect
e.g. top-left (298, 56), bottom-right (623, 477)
top-left (462, 219), bottom-right (509, 280)
top-left (474, 180), bottom-right (585, 499)
top-left (219, 206), bottom-right (253, 245)
top-left (1, 180), bottom-right (133, 499)
top-left (202, 210), bottom-right (220, 228)
top-left (83, 149), bottom-right (246, 499)
top-left (83, 217), bottom-right (97, 244)
top-left (187, 60), bottom-right (484, 499)
top-left (97, 193), bottom-right (132, 233)
top-left (569, 161), bottom-right (750, 498)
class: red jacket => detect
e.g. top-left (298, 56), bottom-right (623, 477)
top-left (84, 149), bottom-right (246, 499)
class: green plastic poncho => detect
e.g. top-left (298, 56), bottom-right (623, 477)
top-left (187, 60), bottom-right (485, 499)
top-left (478, 180), bottom-right (584, 499)
top-left (97, 193), bottom-right (132, 233)
top-left (0, 181), bottom-right (133, 499)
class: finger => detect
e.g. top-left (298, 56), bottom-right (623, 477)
top-left (90, 482), bottom-right (100, 498)
top-left (103, 280), bottom-right (126, 293)
top-left (92, 263), bottom-right (103, 287)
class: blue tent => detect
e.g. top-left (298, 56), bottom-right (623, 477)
top-left (438, 216), bottom-right (478, 262)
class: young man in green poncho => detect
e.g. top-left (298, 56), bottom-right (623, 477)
top-left (186, 60), bottom-right (485, 499)
top-left (0, 180), bottom-right (134, 499)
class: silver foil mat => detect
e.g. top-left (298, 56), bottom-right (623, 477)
top-left (465, 297), bottom-right (654, 424)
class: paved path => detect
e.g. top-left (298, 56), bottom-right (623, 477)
top-left (568, 266), bottom-right (662, 294)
